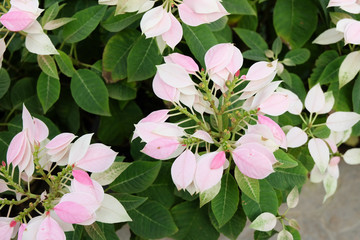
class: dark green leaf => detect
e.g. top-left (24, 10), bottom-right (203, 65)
top-left (98, 223), bottom-right (120, 240)
top-left (0, 68), bottom-right (10, 99)
top-left (209, 207), bottom-right (246, 240)
top-left (222, 0), bottom-right (256, 15)
top-left (273, 150), bottom-right (298, 169)
top-left (103, 30), bottom-right (140, 81)
top-left (37, 55), bottom-right (59, 79)
top-left (63, 5), bottom-right (107, 43)
top-left (138, 162), bottom-right (176, 208)
top-left (70, 69), bottom-right (110, 116)
top-left (309, 50), bottom-right (339, 87)
top-left (127, 36), bottom-right (162, 82)
top-left (109, 161), bottom-right (161, 193)
top-left (55, 50), bottom-right (75, 77)
top-left (11, 78), bottom-right (38, 110)
top-left (318, 56), bottom-right (345, 84)
top-left (313, 125), bottom-right (331, 139)
top-left (242, 50), bottom-right (268, 61)
top-left (274, 0), bottom-right (318, 48)
top-left (107, 82), bottom-right (137, 101)
top-left (234, 28), bottom-right (268, 51)
top-left (286, 226), bottom-right (301, 240)
top-left (211, 173), bottom-right (239, 227)
top-left (65, 225), bottom-right (85, 239)
top-left (208, 16), bottom-right (228, 31)
top-left (101, 11), bottom-right (142, 32)
top-left (98, 101), bottom-right (142, 145)
top-left (128, 200), bottom-right (178, 239)
top-left (182, 24), bottom-right (218, 66)
top-left (111, 193), bottom-right (147, 211)
top-left (282, 73), bottom-right (307, 101)
top-left (352, 75), bottom-right (360, 135)
top-left (267, 159), bottom-right (308, 191)
top-left (171, 201), bottom-right (219, 240)
top-left (284, 48), bottom-right (310, 65)
top-left (37, 72), bottom-right (60, 113)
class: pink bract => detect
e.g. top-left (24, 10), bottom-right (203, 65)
top-left (171, 150), bottom-right (196, 190)
top-left (194, 152), bottom-right (224, 192)
top-left (232, 143), bottom-right (276, 179)
top-left (0, 11), bottom-right (35, 32)
top-left (178, 0), bottom-right (228, 27)
top-left (164, 53), bottom-right (199, 74)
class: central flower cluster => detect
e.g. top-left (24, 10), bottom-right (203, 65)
top-left (133, 43), bottom-right (302, 194)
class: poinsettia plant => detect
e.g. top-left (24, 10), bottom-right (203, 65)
top-left (1, 0), bottom-right (360, 239)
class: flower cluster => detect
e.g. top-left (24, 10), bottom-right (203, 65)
top-left (0, 0), bottom-right (58, 67)
top-left (133, 43), bottom-right (301, 194)
top-left (133, 42), bottom-right (360, 204)
top-left (100, 0), bottom-right (228, 49)
top-left (0, 106), bottom-right (130, 239)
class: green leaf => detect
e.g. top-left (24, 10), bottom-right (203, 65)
top-left (84, 222), bottom-right (106, 240)
top-left (65, 225), bottom-right (85, 239)
top-left (109, 161), bottom-right (161, 193)
top-left (0, 68), bottom-right (10, 99)
top-left (54, 50), bottom-right (75, 77)
top-left (43, 17), bottom-right (76, 30)
top-left (0, 132), bottom-right (13, 161)
top-left (282, 73), bottom-right (307, 101)
top-left (103, 30), bottom-right (140, 81)
top-left (284, 48), bottom-right (310, 65)
top-left (329, 81), bottom-right (352, 111)
top-left (37, 55), bottom-right (59, 79)
top-left (209, 207), bottom-right (246, 240)
top-left (182, 24), bottom-right (218, 66)
top-left (211, 173), bottom-right (239, 227)
top-left (352, 75), bottom-right (360, 135)
top-left (98, 223), bottom-right (119, 240)
top-left (111, 193), bottom-right (147, 211)
top-left (313, 125), bottom-right (331, 139)
top-left (101, 11), bottom-right (142, 32)
top-left (272, 37), bottom-right (282, 57)
top-left (234, 28), bottom-right (268, 51)
top-left (11, 78), bottom-right (38, 110)
top-left (37, 72), bottom-right (60, 113)
top-left (273, 150), bottom-right (298, 169)
top-left (318, 56), bottom-right (345, 85)
top-left (208, 16), bottom-right (228, 31)
top-left (98, 101), bottom-right (142, 145)
top-left (41, 2), bottom-right (59, 26)
top-left (127, 36), bottom-right (162, 82)
top-left (330, 12), bottom-right (353, 25)
top-left (242, 180), bottom-right (278, 221)
top-left (242, 49), bottom-right (268, 61)
top-left (63, 5), bottom-right (106, 43)
top-left (267, 159), bottom-right (308, 191)
top-left (107, 82), bottom-right (136, 101)
top-left (138, 162), bottom-right (176, 208)
top-left (234, 167), bottom-right (260, 203)
top-left (274, 0), bottom-right (318, 48)
top-left (171, 201), bottom-right (219, 240)
top-left (285, 226), bottom-right (301, 240)
top-left (128, 200), bottom-right (178, 239)
top-left (309, 50), bottom-right (339, 87)
top-left (221, 0), bottom-right (256, 15)
top-left (70, 69), bottom-right (110, 116)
